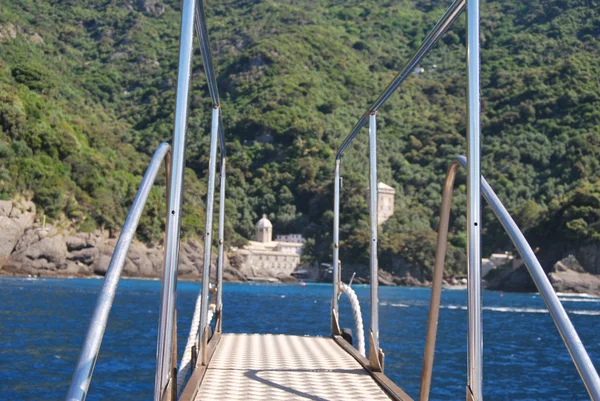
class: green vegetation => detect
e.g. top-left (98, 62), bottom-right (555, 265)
top-left (1, 0), bottom-right (599, 277)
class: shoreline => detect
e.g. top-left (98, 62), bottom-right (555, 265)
top-left (3, 273), bottom-right (598, 298)
top-left (0, 271), bottom-right (245, 283)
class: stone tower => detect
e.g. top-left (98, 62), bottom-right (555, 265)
top-left (255, 214), bottom-right (273, 243)
top-left (377, 182), bottom-right (396, 225)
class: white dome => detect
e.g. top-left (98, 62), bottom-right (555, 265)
top-left (256, 214), bottom-right (272, 228)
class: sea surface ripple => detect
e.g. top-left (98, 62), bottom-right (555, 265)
top-left (0, 278), bottom-right (598, 400)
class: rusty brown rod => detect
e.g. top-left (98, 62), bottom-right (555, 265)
top-left (419, 160), bottom-right (460, 401)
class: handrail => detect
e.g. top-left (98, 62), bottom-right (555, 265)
top-left (419, 156), bottom-right (600, 401)
top-left (367, 112), bottom-right (381, 367)
top-left (66, 143), bottom-right (172, 401)
top-left (335, 0), bottom-right (465, 160)
top-left (215, 154), bottom-right (226, 329)
top-left (155, 0), bottom-right (196, 396)
top-left (465, 0), bottom-right (483, 397)
top-left (194, 0), bottom-right (226, 155)
top-left (193, 0), bottom-right (218, 106)
top-left (194, 0), bottom-right (227, 342)
top-left (198, 106), bottom-right (221, 365)
top-left (331, 0), bottom-right (465, 370)
top-left (155, 1), bottom-right (229, 398)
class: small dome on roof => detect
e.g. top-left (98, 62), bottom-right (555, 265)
top-left (256, 214), bottom-right (272, 228)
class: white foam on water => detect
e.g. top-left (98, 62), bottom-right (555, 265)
top-left (440, 304), bottom-right (600, 316)
top-left (484, 306), bottom-right (548, 314)
top-left (441, 305), bottom-right (467, 310)
top-left (568, 310), bottom-right (600, 316)
top-left (380, 302), bottom-right (410, 308)
top-left (558, 298), bottom-right (600, 303)
top-left (556, 292), bottom-right (599, 298)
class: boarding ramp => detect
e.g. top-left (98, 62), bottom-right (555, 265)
top-left (65, 0), bottom-right (600, 400)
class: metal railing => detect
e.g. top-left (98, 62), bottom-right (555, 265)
top-left (419, 156), bottom-right (600, 401)
top-left (68, 0), bottom-right (228, 395)
top-left (66, 143), bottom-right (172, 401)
top-left (193, 0), bottom-right (227, 364)
top-left (155, 0), bottom-right (227, 398)
top-left (332, 0), bottom-right (468, 374)
top-left (68, 0), bottom-right (228, 397)
top-left (334, 0), bottom-right (465, 159)
top-left (194, 0), bottom-right (227, 327)
top-left (153, 0), bottom-right (195, 396)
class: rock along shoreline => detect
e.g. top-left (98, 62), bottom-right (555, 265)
top-left (2, 199), bottom-right (599, 295)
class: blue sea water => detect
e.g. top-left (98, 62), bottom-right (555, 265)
top-left (0, 277), bottom-right (599, 400)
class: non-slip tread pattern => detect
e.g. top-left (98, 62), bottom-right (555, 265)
top-left (195, 333), bottom-right (392, 401)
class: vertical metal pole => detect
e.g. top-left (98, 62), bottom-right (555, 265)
top-left (368, 112), bottom-right (380, 360)
top-left (198, 106), bottom-right (220, 362)
top-left (331, 158), bottom-right (341, 334)
top-left (154, 0), bottom-right (196, 398)
top-left (466, 0), bottom-right (482, 398)
top-left (216, 154), bottom-right (226, 331)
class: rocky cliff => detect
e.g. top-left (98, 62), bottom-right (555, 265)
top-left (4, 197), bottom-right (598, 293)
top-left (486, 254), bottom-right (600, 297)
top-left (335, 261), bottom-right (429, 287)
top-left (0, 199), bottom-right (425, 286)
top-left (548, 255), bottom-right (600, 296)
top-left (0, 199), bottom-right (247, 282)
top-left (0, 199), bottom-right (36, 268)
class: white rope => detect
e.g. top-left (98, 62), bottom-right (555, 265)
top-left (177, 292), bottom-right (216, 391)
top-left (339, 282), bottom-right (366, 357)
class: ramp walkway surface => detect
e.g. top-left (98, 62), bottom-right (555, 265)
top-left (194, 334), bottom-right (394, 401)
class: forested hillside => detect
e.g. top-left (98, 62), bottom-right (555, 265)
top-left (1, 0), bottom-right (599, 278)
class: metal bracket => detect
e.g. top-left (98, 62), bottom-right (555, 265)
top-left (215, 308), bottom-right (222, 333)
top-left (191, 344), bottom-right (197, 369)
top-left (337, 272), bottom-right (356, 301)
top-left (170, 366), bottom-right (177, 401)
top-left (159, 378), bottom-right (172, 401)
top-left (201, 326), bottom-right (209, 366)
top-left (466, 385), bottom-right (475, 401)
top-left (331, 308), bottom-right (342, 336)
top-left (369, 331), bottom-right (384, 372)
top-left (348, 272), bottom-right (356, 287)
top-left (168, 309), bottom-right (178, 401)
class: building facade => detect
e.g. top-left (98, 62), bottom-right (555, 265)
top-left (275, 233), bottom-right (304, 244)
top-left (377, 182), bottom-right (396, 225)
top-left (481, 252), bottom-right (521, 278)
top-left (236, 215), bottom-right (304, 279)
